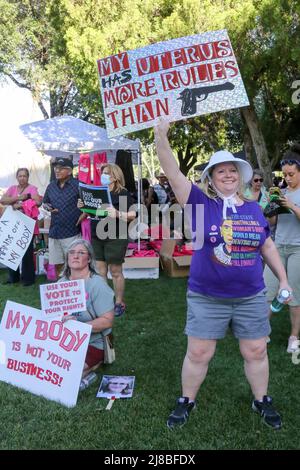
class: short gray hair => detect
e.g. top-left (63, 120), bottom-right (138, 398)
top-left (61, 238), bottom-right (98, 279)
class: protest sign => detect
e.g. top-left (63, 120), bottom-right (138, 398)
top-left (97, 29), bottom-right (249, 137)
top-left (0, 301), bottom-right (91, 407)
top-left (79, 183), bottom-right (112, 217)
top-left (0, 206), bottom-right (35, 270)
top-left (40, 279), bottom-right (87, 319)
top-left (97, 375), bottom-right (135, 399)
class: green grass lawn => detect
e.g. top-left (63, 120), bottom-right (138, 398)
top-left (0, 269), bottom-right (299, 450)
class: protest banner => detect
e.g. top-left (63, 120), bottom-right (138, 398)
top-left (97, 29), bottom-right (249, 137)
top-left (0, 206), bottom-right (35, 270)
top-left (79, 183), bottom-right (112, 217)
top-left (0, 301), bottom-right (91, 407)
top-left (40, 279), bottom-right (87, 319)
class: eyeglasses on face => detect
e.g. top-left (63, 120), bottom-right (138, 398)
top-left (68, 250), bottom-right (89, 256)
top-left (253, 178), bottom-right (264, 183)
top-left (54, 166), bottom-right (69, 171)
top-left (280, 159), bottom-right (300, 166)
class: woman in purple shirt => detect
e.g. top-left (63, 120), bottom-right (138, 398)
top-left (154, 120), bottom-right (291, 431)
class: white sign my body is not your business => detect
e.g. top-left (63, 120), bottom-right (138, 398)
top-left (0, 301), bottom-right (91, 407)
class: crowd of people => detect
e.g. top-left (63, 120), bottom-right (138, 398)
top-left (1, 134), bottom-right (299, 431)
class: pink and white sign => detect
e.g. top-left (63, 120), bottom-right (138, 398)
top-left (0, 301), bottom-right (91, 407)
top-left (97, 30), bottom-right (249, 137)
top-left (40, 279), bottom-right (86, 319)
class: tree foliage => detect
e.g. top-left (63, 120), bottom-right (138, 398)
top-left (0, 0), bottom-right (299, 175)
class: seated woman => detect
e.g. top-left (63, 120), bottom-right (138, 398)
top-left (61, 238), bottom-right (115, 378)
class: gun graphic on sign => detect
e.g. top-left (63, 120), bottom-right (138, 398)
top-left (178, 82), bottom-right (235, 116)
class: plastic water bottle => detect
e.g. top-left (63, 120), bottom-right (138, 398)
top-left (270, 289), bottom-right (290, 313)
top-left (79, 372), bottom-right (97, 391)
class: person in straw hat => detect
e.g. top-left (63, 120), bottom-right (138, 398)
top-left (154, 119), bottom-right (292, 431)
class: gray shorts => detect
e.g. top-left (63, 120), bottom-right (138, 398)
top-left (48, 235), bottom-right (81, 265)
top-left (264, 244), bottom-right (300, 306)
top-left (185, 289), bottom-right (270, 340)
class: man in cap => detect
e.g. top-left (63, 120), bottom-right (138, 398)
top-left (43, 157), bottom-right (82, 279)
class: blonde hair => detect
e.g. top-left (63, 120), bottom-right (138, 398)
top-left (102, 163), bottom-right (125, 193)
top-left (200, 163), bottom-right (249, 201)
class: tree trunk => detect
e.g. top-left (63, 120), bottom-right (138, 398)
top-left (243, 123), bottom-right (256, 168)
top-left (241, 104), bottom-right (273, 187)
top-left (177, 143), bottom-right (197, 176)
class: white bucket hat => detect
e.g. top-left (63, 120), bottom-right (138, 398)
top-left (200, 150), bottom-right (253, 184)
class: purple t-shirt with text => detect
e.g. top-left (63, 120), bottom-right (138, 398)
top-left (187, 184), bottom-right (270, 298)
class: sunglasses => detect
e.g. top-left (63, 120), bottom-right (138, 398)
top-left (280, 159), bottom-right (300, 166)
top-left (253, 178), bottom-right (264, 183)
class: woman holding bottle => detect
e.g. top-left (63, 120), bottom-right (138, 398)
top-left (264, 145), bottom-right (300, 353)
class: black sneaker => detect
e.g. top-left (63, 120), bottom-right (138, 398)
top-left (167, 397), bottom-right (195, 429)
top-left (252, 395), bottom-right (282, 430)
top-left (114, 303), bottom-right (126, 317)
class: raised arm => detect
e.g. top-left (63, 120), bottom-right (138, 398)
top-left (154, 120), bottom-right (191, 206)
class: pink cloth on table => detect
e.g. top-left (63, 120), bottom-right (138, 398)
top-left (148, 240), bottom-right (163, 252)
top-left (127, 241), bottom-right (149, 250)
top-left (173, 245), bottom-right (193, 256)
top-left (127, 249), bottom-right (158, 258)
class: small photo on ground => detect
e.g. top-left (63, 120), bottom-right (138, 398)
top-left (97, 375), bottom-right (135, 399)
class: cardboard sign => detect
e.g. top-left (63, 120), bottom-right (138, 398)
top-left (0, 206), bottom-right (35, 270)
top-left (40, 279), bottom-right (87, 319)
top-left (97, 30), bottom-right (249, 136)
top-left (97, 375), bottom-right (135, 399)
top-left (79, 183), bottom-right (112, 217)
top-left (0, 301), bottom-right (91, 408)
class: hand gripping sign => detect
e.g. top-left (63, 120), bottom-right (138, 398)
top-left (0, 301), bottom-right (91, 407)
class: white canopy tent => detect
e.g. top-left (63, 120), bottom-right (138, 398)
top-left (19, 115), bottom-right (140, 162)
